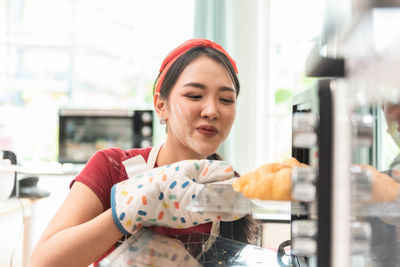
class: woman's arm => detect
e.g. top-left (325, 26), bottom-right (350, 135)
top-left (29, 181), bottom-right (123, 267)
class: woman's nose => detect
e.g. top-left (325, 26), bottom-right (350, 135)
top-left (200, 99), bottom-right (219, 120)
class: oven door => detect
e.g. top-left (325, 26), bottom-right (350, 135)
top-left (331, 6), bottom-right (400, 267)
top-left (291, 79), bottom-right (334, 267)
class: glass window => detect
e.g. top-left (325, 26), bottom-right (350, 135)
top-left (269, 0), bottom-right (324, 160)
top-left (0, 0), bottom-right (194, 162)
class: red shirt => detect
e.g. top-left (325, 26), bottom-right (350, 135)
top-left (70, 147), bottom-right (211, 265)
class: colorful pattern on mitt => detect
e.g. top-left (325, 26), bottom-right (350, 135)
top-left (111, 159), bottom-right (245, 234)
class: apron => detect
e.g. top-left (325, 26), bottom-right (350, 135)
top-left (122, 143), bottom-right (162, 177)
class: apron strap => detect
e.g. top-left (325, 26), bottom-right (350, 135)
top-left (122, 143), bottom-right (163, 178)
top-left (147, 143), bottom-right (163, 168)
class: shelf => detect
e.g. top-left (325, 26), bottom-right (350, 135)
top-left (186, 184), bottom-right (309, 219)
top-left (353, 197), bottom-right (400, 217)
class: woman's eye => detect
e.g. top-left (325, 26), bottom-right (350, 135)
top-left (220, 98), bottom-right (235, 104)
top-left (186, 95), bottom-right (202, 100)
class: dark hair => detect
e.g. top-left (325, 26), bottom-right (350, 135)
top-left (153, 46), bottom-right (240, 99)
top-left (208, 153), bottom-right (259, 244)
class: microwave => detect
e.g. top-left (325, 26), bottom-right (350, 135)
top-left (58, 108), bottom-right (153, 164)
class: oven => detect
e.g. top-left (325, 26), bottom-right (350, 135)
top-left (290, 1), bottom-right (400, 267)
top-left (291, 79), bottom-right (335, 267)
top-left (58, 108), bottom-right (153, 164)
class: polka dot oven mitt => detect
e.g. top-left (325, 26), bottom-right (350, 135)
top-left (111, 159), bottom-right (242, 235)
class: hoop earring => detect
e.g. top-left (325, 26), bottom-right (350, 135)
top-left (160, 117), bottom-right (167, 125)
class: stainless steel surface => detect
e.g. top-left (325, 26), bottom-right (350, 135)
top-left (292, 113), bottom-right (317, 148)
top-left (332, 80), bottom-right (352, 267)
top-left (291, 220), bottom-right (317, 256)
top-left (350, 165), bottom-right (372, 202)
top-left (351, 114), bottom-right (374, 147)
top-left (350, 222), bottom-right (371, 255)
top-left (292, 166), bottom-right (317, 202)
top-left (59, 108), bottom-right (135, 117)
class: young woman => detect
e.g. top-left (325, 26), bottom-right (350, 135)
top-left (29, 39), bottom-right (257, 267)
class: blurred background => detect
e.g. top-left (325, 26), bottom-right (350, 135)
top-left (0, 0), bottom-right (324, 266)
top-left (0, 0), bottom-right (323, 174)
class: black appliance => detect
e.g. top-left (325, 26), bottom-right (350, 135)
top-left (290, 79), bottom-right (335, 267)
top-left (58, 108), bottom-right (153, 164)
top-left (1, 150), bottom-right (19, 198)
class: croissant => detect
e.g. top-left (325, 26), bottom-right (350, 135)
top-left (233, 158), bottom-right (400, 202)
top-left (232, 157), bottom-right (306, 201)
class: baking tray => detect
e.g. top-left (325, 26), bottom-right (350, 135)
top-left (186, 184), bottom-right (308, 216)
top-left (353, 195), bottom-right (400, 217)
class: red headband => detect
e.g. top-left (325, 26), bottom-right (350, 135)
top-left (154, 39), bottom-right (238, 95)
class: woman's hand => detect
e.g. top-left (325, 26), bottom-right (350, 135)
top-left (357, 164), bottom-right (400, 203)
top-left (111, 159), bottom-right (244, 235)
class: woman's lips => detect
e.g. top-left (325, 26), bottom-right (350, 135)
top-left (197, 125), bottom-right (218, 137)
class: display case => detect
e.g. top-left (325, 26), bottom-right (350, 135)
top-left (331, 5), bottom-right (400, 266)
top-left (99, 228), bottom-right (287, 267)
top-left (302, 1), bottom-right (400, 266)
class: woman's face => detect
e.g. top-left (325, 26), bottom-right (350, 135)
top-left (164, 55), bottom-right (237, 158)
top-left (384, 102), bottom-right (400, 148)
top-left (384, 103), bottom-right (400, 131)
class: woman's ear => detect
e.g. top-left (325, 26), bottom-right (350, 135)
top-left (153, 93), bottom-right (167, 121)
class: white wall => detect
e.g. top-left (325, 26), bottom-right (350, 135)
top-left (223, 1), bottom-right (274, 174)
